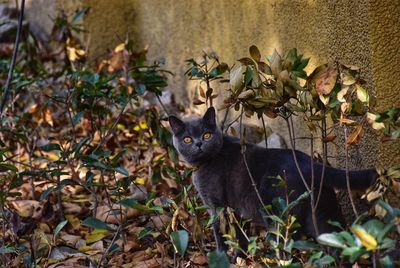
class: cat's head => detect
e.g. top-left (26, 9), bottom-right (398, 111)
top-left (169, 107), bottom-right (223, 164)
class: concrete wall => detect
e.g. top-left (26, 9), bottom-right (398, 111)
top-left (24, 0), bottom-right (399, 169)
top-left (80, 0), bottom-right (399, 168)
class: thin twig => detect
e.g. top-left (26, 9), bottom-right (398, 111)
top-left (309, 132), bottom-right (319, 236)
top-left (289, 116), bottom-right (296, 149)
top-left (99, 224), bottom-right (122, 267)
top-left (285, 118), bottom-right (311, 192)
top-left (0, 0), bottom-right (26, 116)
top-left (224, 112), bottom-right (243, 134)
top-left (220, 106), bottom-right (230, 132)
top-left (315, 113), bottom-right (327, 208)
top-left (156, 94), bottom-right (170, 116)
top-left (261, 116), bottom-right (268, 148)
top-left (239, 107), bottom-right (270, 216)
top-left (344, 126), bottom-right (358, 217)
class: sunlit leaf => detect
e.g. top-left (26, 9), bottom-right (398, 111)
top-left (53, 220), bottom-right (68, 238)
top-left (347, 124), bottom-right (364, 145)
top-left (317, 233), bottom-right (346, 249)
top-left (315, 64), bottom-right (338, 95)
top-left (337, 86), bottom-right (349, 102)
top-left (356, 84), bottom-right (369, 103)
top-left (229, 65), bottom-right (246, 92)
top-left (351, 225), bottom-right (378, 250)
top-left (269, 49), bottom-right (282, 77)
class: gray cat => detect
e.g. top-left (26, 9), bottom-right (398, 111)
top-left (169, 107), bottom-right (377, 254)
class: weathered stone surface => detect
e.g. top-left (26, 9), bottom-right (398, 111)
top-left (229, 121), bottom-right (271, 145)
top-left (257, 132), bottom-right (287, 149)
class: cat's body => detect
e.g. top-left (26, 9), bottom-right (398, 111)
top-left (169, 107), bottom-right (378, 253)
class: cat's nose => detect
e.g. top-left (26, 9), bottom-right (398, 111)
top-left (195, 141), bottom-right (202, 148)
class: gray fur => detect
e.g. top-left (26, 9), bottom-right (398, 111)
top-left (169, 107), bottom-right (377, 254)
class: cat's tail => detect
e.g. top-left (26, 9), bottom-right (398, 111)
top-left (314, 163), bottom-right (378, 190)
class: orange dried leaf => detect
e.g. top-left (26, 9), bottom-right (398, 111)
top-left (347, 124), bottom-right (364, 145)
top-left (193, 98), bottom-right (205, 105)
top-left (323, 135), bottom-right (336, 143)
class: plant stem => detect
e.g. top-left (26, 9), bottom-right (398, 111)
top-left (285, 118), bottom-right (311, 192)
top-left (0, 0), bottom-right (25, 116)
top-left (99, 224), bottom-right (122, 267)
top-left (156, 94), bottom-right (170, 116)
top-left (239, 108), bottom-right (270, 217)
top-left (315, 114), bottom-right (327, 208)
top-left (220, 106), bottom-right (230, 132)
top-left (261, 115), bottom-right (268, 148)
top-left (344, 126), bottom-right (358, 217)
top-left (310, 132), bottom-right (319, 236)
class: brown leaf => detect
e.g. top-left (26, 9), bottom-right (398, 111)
top-left (347, 124), bottom-right (364, 145)
top-left (249, 45), bottom-right (261, 62)
top-left (264, 108), bottom-right (278, 118)
top-left (191, 253), bottom-right (208, 265)
top-left (230, 127), bottom-right (237, 136)
top-left (206, 87), bottom-right (213, 98)
top-left (193, 98), bottom-right (205, 105)
top-left (238, 57), bottom-right (256, 66)
top-left (44, 108), bottom-right (54, 127)
top-left (322, 135), bottom-right (336, 142)
top-left (258, 61), bottom-right (272, 74)
top-left (339, 118), bottom-right (356, 125)
top-left (315, 64), bottom-right (338, 95)
top-left (199, 86), bottom-right (206, 98)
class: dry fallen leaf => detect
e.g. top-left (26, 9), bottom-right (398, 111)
top-left (347, 124), bottom-right (364, 145)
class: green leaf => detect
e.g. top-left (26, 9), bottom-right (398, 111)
top-left (114, 166), bottom-right (129, 176)
top-left (54, 220), bottom-right (68, 237)
top-left (362, 219), bottom-right (384, 238)
top-left (82, 217), bottom-right (109, 230)
top-left (379, 255), bottom-right (394, 267)
top-left (40, 187), bottom-right (55, 201)
top-left (207, 251), bottom-right (230, 268)
top-left (0, 163), bottom-right (18, 172)
top-left (292, 240), bottom-right (321, 251)
top-left (338, 231), bottom-right (356, 247)
top-left (170, 230), bottom-right (189, 256)
top-left (316, 255), bottom-right (335, 265)
top-left (119, 198), bottom-right (138, 208)
top-left (317, 233), bottom-right (346, 249)
top-left (267, 215), bottom-right (285, 225)
top-left (138, 227), bottom-right (154, 240)
top-left (244, 66), bottom-right (254, 86)
top-left (72, 111), bottom-right (84, 125)
top-left (40, 143), bottom-right (61, 152)
top-left (377, 223), bottom-right (395, 242)
top-left (0, 246), bottom-right (17, 254)
top-left (282, 191), bottom-right (310, 216)
top-left (380, 238), bottom-right (396, 249)
top-left (342, 247), bottom-right (367, 263)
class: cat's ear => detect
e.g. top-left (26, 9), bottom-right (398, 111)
top-left (169, 115), bottom-right (185, 134)
top-left (203, 107), bottom-right (216, 127)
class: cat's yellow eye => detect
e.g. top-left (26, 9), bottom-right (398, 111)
top-left (183, 137), bottom-right (192, 144)
top-left (203, 132), bottom-right (212, 140)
